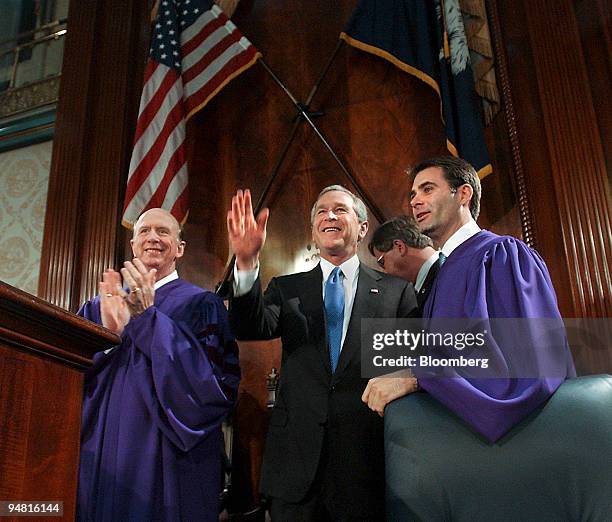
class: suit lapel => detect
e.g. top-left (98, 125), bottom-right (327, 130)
top-left (333, 265), bottom-right (382, 379)
top-left (417, 260), bottom-right (441, 308)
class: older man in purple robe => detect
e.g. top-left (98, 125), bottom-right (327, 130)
top-left (406, 156), bottom-right (576, 442)
top-left (77, 208), bottom-right (240, 521)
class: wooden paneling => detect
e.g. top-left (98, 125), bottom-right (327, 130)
top-left (525, 0), bottom-right (611, 318)
top-left (575, 0), bottom-right (612, 181)
top-left (0, 282), bottom-right (117, 367)
top-left (494, 0), bottom-right (612, 375)
top-left (496, 0), bottom-right (611, 320)
top-left (0, 282), bottom-right (119, 520)
top-left (0, 347), bottom-right (82, 519)
top-left (38, 0), bottom-right (151, 311)
top-left (485, 0), bottom-right (533, 244)
top-left (490, 0), bottom-right (574, 314)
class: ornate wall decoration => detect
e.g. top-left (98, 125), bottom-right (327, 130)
top-left (0, 77), bottom-right (60, 118)
top-left (0, 140), bottom-right (51, 295)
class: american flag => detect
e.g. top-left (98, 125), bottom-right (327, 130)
top-left (122, 0), bottom-right (260, 227)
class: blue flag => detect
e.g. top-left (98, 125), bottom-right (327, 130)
top-left (341, 0), bottom-right (492, 178)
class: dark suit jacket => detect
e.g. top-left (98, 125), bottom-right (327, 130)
top-left (229, 263), bottom-right (416, 518)
top-left (416, 259), bottom-right (442, 312)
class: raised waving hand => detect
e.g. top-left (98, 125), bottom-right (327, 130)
top-left (227, 189), bottom-right (269, 271)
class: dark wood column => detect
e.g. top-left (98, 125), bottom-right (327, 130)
top-left (38, 0), bottom-right (151, 311)
top-left (494, 0), bottom-right (612, 319)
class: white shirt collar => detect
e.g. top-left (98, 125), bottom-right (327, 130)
top-left (415, 251), bottom-right (440, 292)
top-left (320, 254), bottom-right (360, 283)
top-left (441, 220), bottom-right (481, 257)
top-left (154, 270), bottom-right (179, 290)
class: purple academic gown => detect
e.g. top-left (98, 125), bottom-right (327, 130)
top-left (421, 230), bottom-right (576, 442)
top-left (77, 279), bottom-right (240, 522)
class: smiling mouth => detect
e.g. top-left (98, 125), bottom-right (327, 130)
top-left (415, 212), bottom-right (430, 223)
top-left (144, 248), bottom-right (163, 253)
top-left (322, 227), bottom-right (341, 233)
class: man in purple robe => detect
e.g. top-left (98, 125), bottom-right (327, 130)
top-left (407, 156), bottom-right (576, 442)
top-left (77, 208), bottom-right (240, 521)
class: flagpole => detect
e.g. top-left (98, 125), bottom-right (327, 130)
top-left (251, 40), bottom-right (345, 219)
top-left (304, 40), bottom-right (343, 112)
top-left (256, 55), bottom-right (386, 225)
top-left (249, 40), bottom-right (342, 215)
top-left (216, 41), bottom-right (347, 295)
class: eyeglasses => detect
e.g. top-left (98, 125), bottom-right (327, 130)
top-left (376, 252), bottom-right (386, 269)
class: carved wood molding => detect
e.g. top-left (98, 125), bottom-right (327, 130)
top-left (0, 281), bottom-right (119, 369)
top-left (38, 0), bottom-right (150, 311)
top-left (486, 0), bottom-right (537, 248)
top-left (523, 0), bottom-right (612, 317)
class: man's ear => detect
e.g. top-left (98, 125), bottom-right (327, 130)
top-left (357, 220), bottom-right (369, 242)
top-left (458, 184), bottom-right (473, 210)
top-left (394, 239), bottom-right (407, 255)
top-left (176, 240), bottom-right (186, 259)
top-left (130, 238), bottom-right (136, 258)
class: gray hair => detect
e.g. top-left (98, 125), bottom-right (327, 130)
top-left (368, 215), bottom-right (433, 256)
top-left (310, 185), bottom-right (368, 224)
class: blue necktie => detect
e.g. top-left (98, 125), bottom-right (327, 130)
top-left (438, 252), bottom-right (447, 266)
top-left (325, 267), bottom-right (344, 373)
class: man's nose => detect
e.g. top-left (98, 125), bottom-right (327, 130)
top-left (324, 210), bottom-right (338, 220)
top-left (410, 195), bottom-right (422, 208)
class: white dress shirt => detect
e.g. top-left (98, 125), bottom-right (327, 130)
top-left (414, 251), bottom-right (440, 292)
top-left (441, 220), bottom-right (481, 258)
top-left (154, 270), bottom-right (179, 290)
top-left (233, 255), bottom-right (361, 351)
top-left (233, 262), bottom-right (260, 297)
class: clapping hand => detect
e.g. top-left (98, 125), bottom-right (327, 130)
top-left (99, 259), bottom-right (156, 334)
top-left (99, 270), bottom-right (130, 335)
top-left (119, 258), bottom-right (156, 317)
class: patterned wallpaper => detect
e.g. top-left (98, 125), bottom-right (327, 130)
top-left (0, 141), bottom-right (51, 295)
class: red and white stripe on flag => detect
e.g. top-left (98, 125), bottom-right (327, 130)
top-left (122, 1), bottom-right (260, 228)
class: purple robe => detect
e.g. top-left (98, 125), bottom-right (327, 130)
top-left (421, 230), bottom-right (576, 442)
top-left (77, 279), bottom-right (240, 521)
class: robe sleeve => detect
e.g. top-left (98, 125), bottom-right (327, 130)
top-left (420, 237), bottom-right (576, 442)
top-left (77, 298), bottom-right (121, 366)
top-left (77, 298), bottom-right (102, 325)
top-left (121, 291), bottom-right (240, 451)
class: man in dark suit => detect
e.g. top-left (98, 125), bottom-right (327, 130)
top-left (368, 215), bottom-right (440, 314)
top-left (227, 186), bottom-right (418, 521)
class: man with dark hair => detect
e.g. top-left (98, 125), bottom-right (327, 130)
top-left (77, 208), bottom-right (240, 521)
top-left (227, 186), bottom-right (417, 521)
top-left (368, 215), bottom-right (440, 313)
top-left (410, 155), bottom-right (482, 224)
top-left (408, 156), bottom-right (576, 442)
